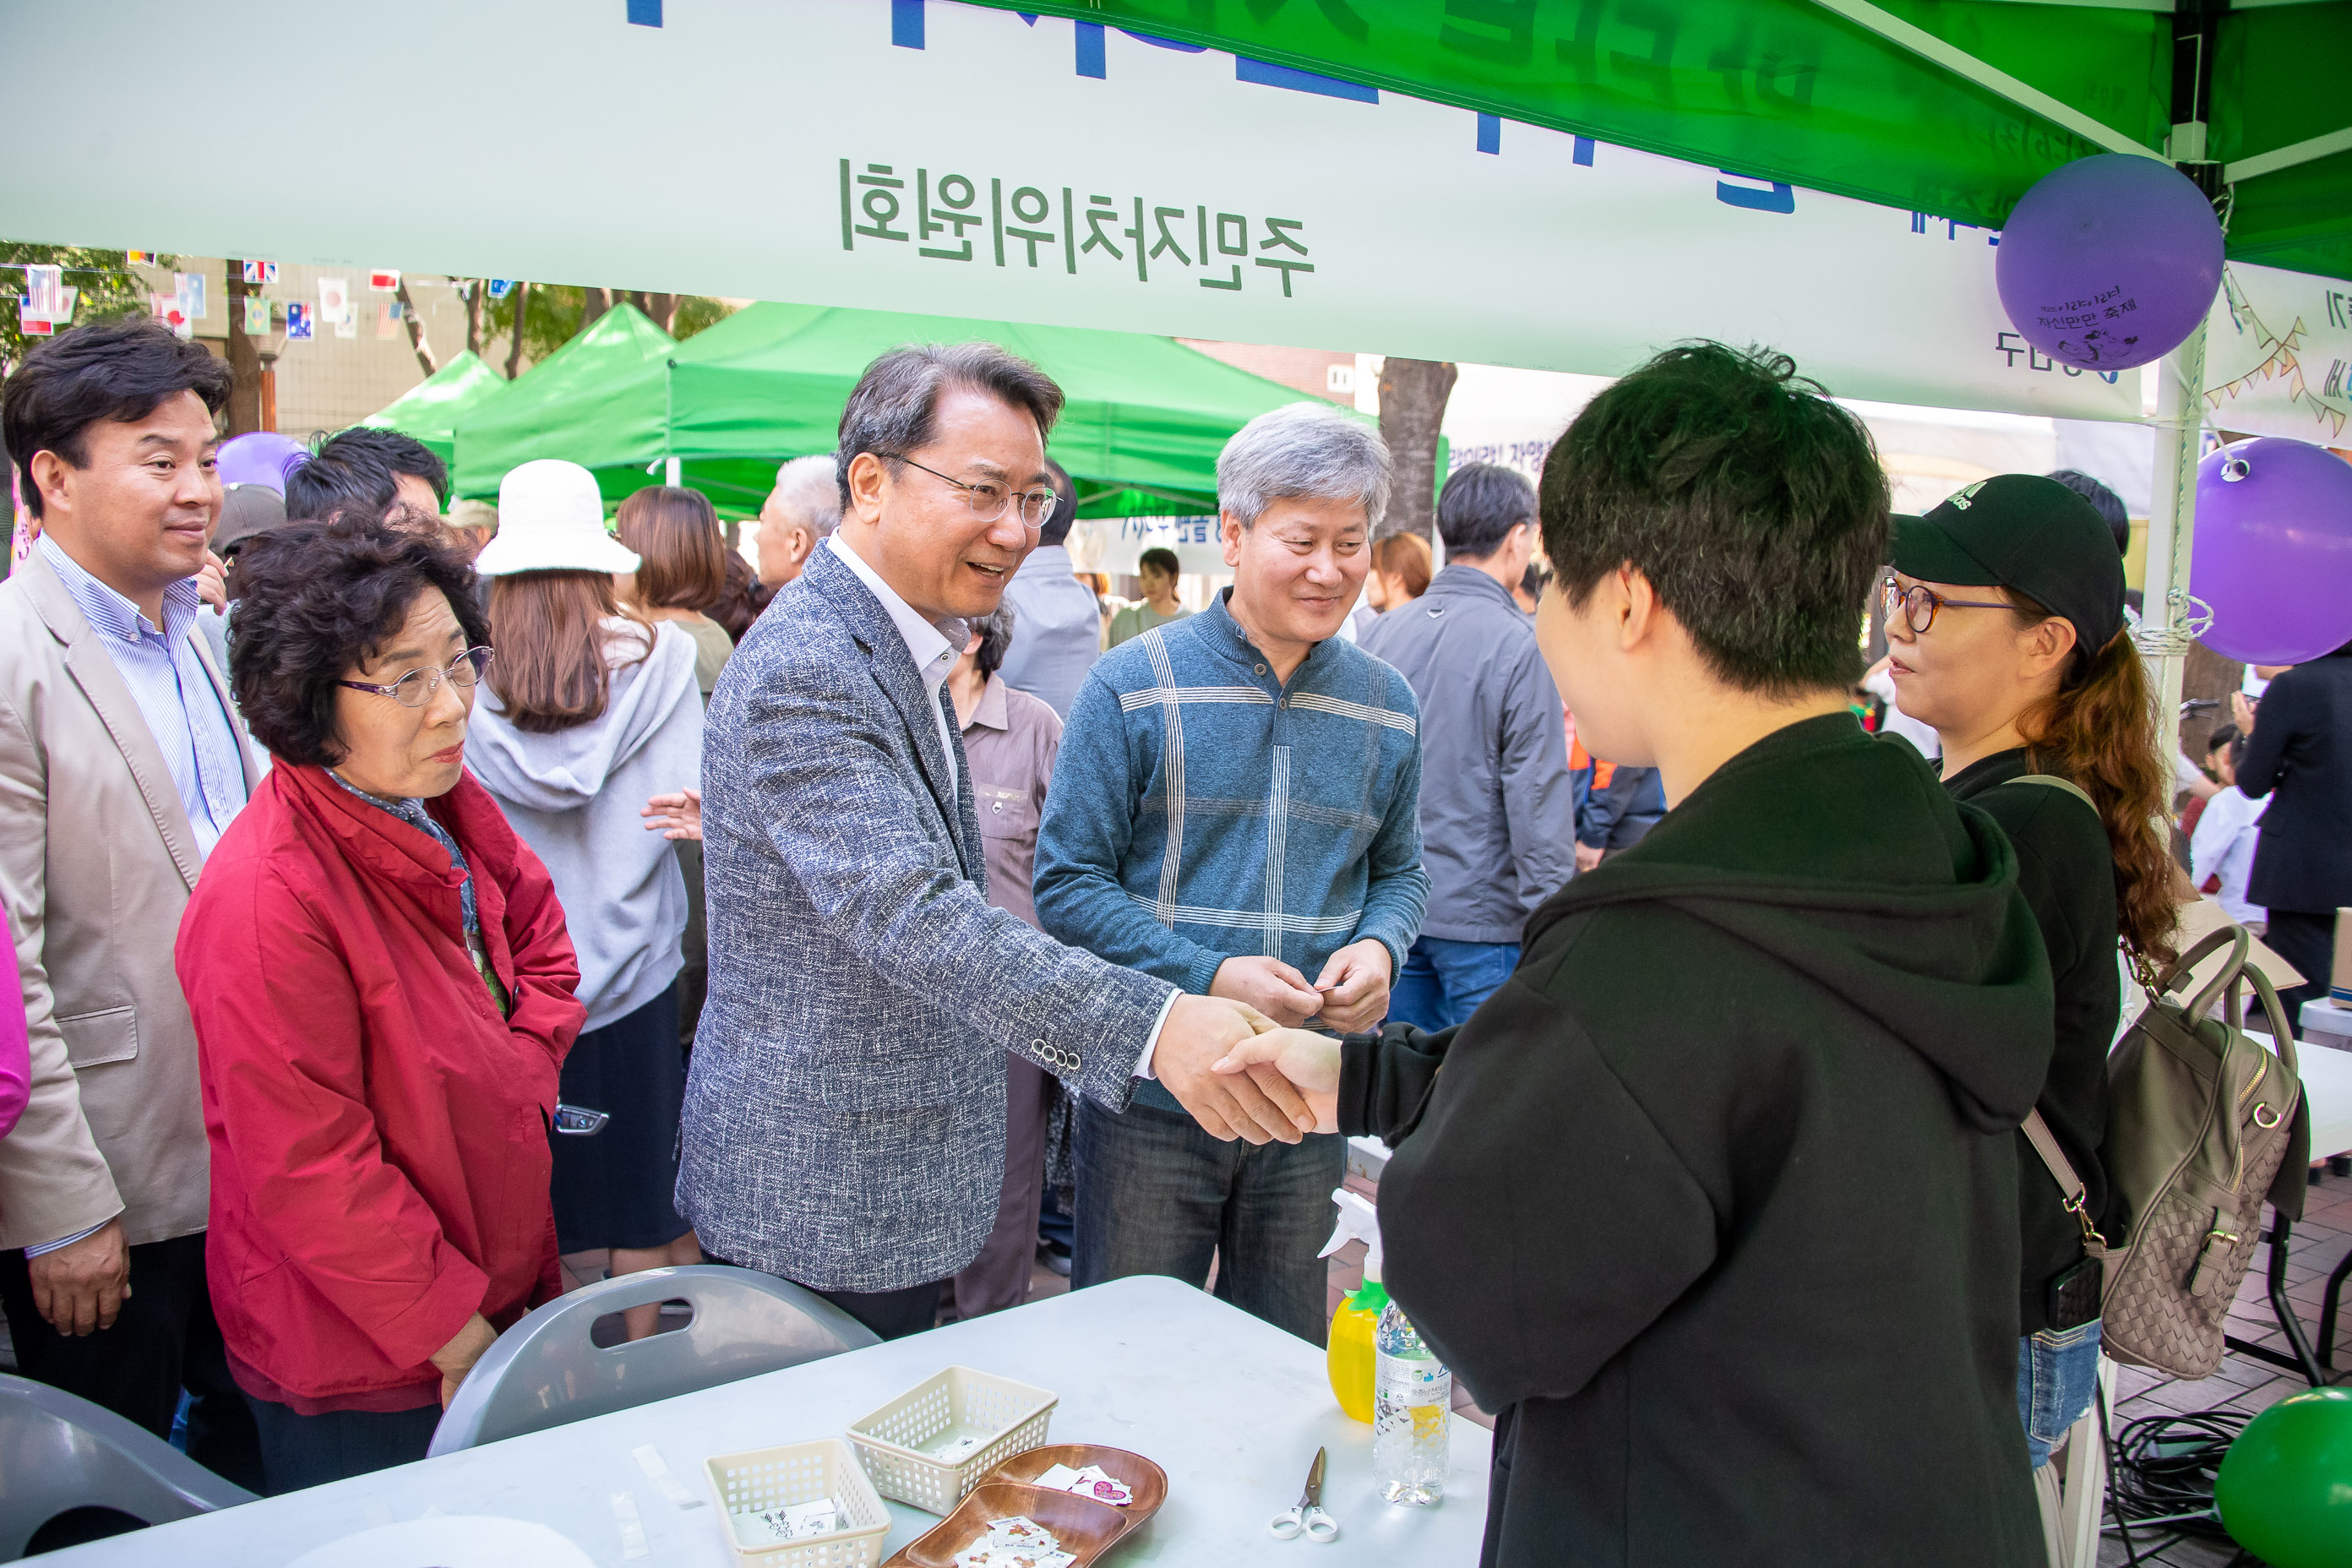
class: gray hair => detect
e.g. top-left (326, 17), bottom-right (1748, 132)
top-left (836, 341), bottom-right (1064, 511)
top-left (770, 455), bottom-right (842, 540)
top-left (972, 602), bottom-right (1017, 680)
top-left (1217, 402), bottom-right (1391, 531)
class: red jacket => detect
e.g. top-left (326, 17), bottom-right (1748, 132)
top-left (177, 763), bottom-right (584, 1414)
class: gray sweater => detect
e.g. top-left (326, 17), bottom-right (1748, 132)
top-left (467, 619), bottom-right (703, 1032)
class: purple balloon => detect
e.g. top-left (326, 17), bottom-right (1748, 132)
top-left (217, 432), bottom-right (308, 493)
top-left (2190, 438), bottom-right (2352, 665)
top-left (1995, 154), bottom-right (2224, 372)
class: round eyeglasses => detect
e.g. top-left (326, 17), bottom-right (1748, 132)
top-left (885, 454), bottom-right (1060, 530)
top-left (337, 646), bottom-right (494, 708)
top-left (1879, 574), bottom-right (2010, 635)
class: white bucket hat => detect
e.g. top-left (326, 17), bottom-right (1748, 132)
top-left (474, 459), bottom-right (640, 577)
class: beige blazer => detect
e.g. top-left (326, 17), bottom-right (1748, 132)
top-left (0, 548), bottom-right (262, 1250)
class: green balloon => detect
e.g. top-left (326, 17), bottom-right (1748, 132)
top-left (2215, 1386), bottom-right (2352, 1568)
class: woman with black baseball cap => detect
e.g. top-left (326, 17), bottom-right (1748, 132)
top-left (1881, 472), bottom-right (2176, 1489)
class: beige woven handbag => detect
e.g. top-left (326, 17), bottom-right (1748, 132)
top-left (2051, 925), bottom-right (2310, 1380)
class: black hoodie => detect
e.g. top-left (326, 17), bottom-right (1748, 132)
top-left (1342, 712), bottom-right (2051, 1567)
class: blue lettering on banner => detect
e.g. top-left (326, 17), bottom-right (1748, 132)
top-left (625, 0), bottom-right (660, 24)
top-left (1476, 113), bottom-right (1500, 155)
top-left (1572, 137), bottom-right (1594, 166)
top-left (1236, 57), bottom-right (1379, 102)
top-left (1716, 172), bottom-right (1795, 214)
top-left (892, 0), bottom-right (923, 49)
top-left (1077, 19), bottom-right (1106, 76)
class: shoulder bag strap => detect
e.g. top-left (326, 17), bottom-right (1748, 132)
top-left (2023, 1108), bottom-right (2104, 1245)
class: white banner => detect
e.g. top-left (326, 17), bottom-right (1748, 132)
top-left (2203, 262), bottom-right (2352, 444)
top-left (0, 0), bottom-right (2150, 422)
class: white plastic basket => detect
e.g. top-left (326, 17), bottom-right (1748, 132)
top-left (705, 1436), bottom-right (892, 1568)
top-left (844, 1365), bottom-right (1058, 1514)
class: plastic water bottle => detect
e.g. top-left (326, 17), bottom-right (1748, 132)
top-left (1373, 1299), bottom-right (1450, 1505)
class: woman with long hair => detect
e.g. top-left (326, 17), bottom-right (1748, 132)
top-left (1881, 474), bottom-right (2175, 1484)
top-left (613, 484), bottom-right (735, 696)
top-left (466, 461), bottom-right (705, 1337)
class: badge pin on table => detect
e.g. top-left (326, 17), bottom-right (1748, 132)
top-left (1269, 1446), bottom-right (1339, 1543)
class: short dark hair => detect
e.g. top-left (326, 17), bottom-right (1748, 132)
top-left (2046, 468), bottom-right (2130, 555)
top-left (836, 341), bottom-right (1064, 513)
top-left (972, 603), bottom-right (1016, 680)
top-left (2204, 722), bottom-right (2240, 757)
top-left (1137, 546), bottom-right (1180, 580)
top-left (227, 520), bottom-right (489, 767)
top-left (1539, 342), bottom-right (1887, 696)
top-left (1039, 458), bottom-right (1077, 547)
top-left (283, 427), bottom-right (450, 524)
top-left (614, 485), bottom-right (726, 610)
top-left (1437, 463), bottom-right (1536, 559)
top-left (1, 319), bottom-right (231, 519)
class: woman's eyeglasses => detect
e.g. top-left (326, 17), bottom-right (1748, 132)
top-left (1879, 575), bottom-right (2009, 635)
top-left (885, 455), bottom-right (1060, 530)
top-left (338, 646), bottom-right (494, 708)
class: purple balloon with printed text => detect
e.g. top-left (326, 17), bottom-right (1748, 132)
top-left (1995, 155), bottom-right (2224, 372)
top-left (2190, 438), bottom-right (2352, 664)
top-left (217, 432), bottom-right (308, 494)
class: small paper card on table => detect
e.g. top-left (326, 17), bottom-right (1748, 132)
top-left (731, 1497), bottom-right (841, 1545)
top-left (1028, 1462), bottom-right (1132, 1505)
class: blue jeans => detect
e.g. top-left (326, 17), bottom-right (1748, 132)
top-left (1389, 936), bottom-right (1520, 1032)
top-left (1072, 1095), bottom-right (1344, 1344)
top-left (2016, 1320), bottom-right (2102, 1467)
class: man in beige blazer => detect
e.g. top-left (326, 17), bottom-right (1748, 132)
top-left (0, 321), bottom-right (264, 1486)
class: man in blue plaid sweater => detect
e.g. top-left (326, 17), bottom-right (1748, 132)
top-left (1035, 403), bottom-right (1429, 1342)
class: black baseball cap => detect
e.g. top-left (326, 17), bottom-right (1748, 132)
top-left (1891, 474), bottom-right (2126, 654)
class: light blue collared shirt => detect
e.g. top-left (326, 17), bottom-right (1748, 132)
top-left (39, 534), bottom-right (247, 857)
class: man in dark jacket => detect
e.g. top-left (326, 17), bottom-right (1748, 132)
top-left (2236, 641), bottom-right (2352, 1032)
top-left (1217, 344), bottom-right (2050, 1567)
top-left (1364, 464), bottom-right (1576, 1029)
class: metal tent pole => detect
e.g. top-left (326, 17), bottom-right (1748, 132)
top-left (2139, 321), bottom-right (2210, 770)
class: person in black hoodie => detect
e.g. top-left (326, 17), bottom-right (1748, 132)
top-left (1880, 476), bottom-right (2178, 1499)
top-left (1215, 343), bottom-right (2051, 1567)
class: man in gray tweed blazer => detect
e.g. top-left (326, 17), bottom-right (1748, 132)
top-left (678, 343), bottom-right (1309, 1338)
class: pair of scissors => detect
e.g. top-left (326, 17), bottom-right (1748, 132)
top-left (1268, 1446), bottom-right (1340, 1543)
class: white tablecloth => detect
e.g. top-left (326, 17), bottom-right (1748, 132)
top-left (48, 1276), bottom-right (1491, 1567)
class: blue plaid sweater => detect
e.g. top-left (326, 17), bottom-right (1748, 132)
top-left (1036, 590), bottom-right (1428, 1110)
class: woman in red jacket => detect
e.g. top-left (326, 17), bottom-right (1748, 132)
top-left (177, 521), bottom-right (585, 1493)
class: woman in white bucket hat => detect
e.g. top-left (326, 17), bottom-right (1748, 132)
top-left (466, 460), bottom-right (706, 1333)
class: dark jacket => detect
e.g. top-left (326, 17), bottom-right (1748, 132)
top-left (1360, 565), bottom-right (1577, 942)
top-left (1946, 751), bottom-right (2118, 1335)
top-left (1342, 714), bottom-right (2049, 1568)
top-left (1576, 761), bottom-right (1666, 851)
top-left (2239, 645), bottom-right (2352, 914)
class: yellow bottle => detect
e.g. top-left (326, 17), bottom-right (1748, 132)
top-left (1320, 1188), bottom-right (1386, 1423)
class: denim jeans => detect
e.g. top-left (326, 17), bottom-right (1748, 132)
top-left (2016, 1320), bottom-right (2102, 1467)
top-left (1072, 1095), bottom-right (1344, 1344)
top-left (1389, 936), bottom-right (1520, 1032)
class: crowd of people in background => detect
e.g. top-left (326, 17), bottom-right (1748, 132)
top-left (0, 317), bottom-right (2343, 1566)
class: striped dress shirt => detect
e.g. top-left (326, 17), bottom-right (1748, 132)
top-left (38, 535), bottom-right (247, 858)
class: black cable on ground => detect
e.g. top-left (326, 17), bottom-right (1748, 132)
top-left (2104, 1403), bottom-right (2251, 1560)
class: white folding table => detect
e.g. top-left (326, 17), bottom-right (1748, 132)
top-left (46, 1276), bottom-right (1491, 1567)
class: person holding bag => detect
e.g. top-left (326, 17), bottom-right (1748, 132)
top-left (1876, 475), bottom-right (2179, 1472)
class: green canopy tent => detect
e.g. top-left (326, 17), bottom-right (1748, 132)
top-left (450, 301), bottom-right (1375, 520)
top-left (358, 351), bottom-right (505, 466)
top-left (449, 302), bottom-right (677, 497)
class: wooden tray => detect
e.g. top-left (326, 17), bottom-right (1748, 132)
top-left (882, 1447), bottom-right (1165, 1568)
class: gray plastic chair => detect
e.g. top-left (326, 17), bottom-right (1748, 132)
top-left (0, 1371), bottom-right (256, 1558)
top-left (427, 1264), bottom-right (879, 1456)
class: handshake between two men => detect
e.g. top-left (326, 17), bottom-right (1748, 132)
top-left (1150, 994), bottom-right (1349, 1146)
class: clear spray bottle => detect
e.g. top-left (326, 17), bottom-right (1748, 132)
top-left (1320, 1187), bottom-right (1451, 1504)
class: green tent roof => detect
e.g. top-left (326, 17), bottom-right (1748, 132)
top-left (451, 301), bottom-right (1357, 519)
top-left (972, 0), bottom-right (2352, 283)
top-left (358, 351), bottom-right (506, 466)
top-left (449, 303), bottom-right (677, 498)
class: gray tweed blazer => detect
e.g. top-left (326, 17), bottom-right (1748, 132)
top-left (678, 543), bottom-right (1173, 1291)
